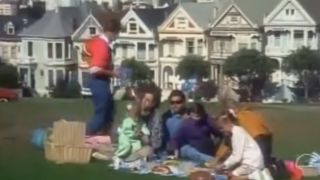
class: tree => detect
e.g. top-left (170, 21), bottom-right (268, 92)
top-left (0, 62), bottom-right (19, 88)
top-left (120, 58), bottom-right (152, 86)
top-left (176, 55), bottom-right (211, 80)
top-left (224, 49), bottom-right (278, 101)
top-left (283, 47), bottom-right (320, 101)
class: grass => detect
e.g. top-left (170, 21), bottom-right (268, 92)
top-left (0, 99), bottom-right (320, 180)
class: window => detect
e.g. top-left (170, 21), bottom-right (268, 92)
top-left (286, 9), bottom-right (290, 15)
top-left (56, 43), bottom-right (63, 59)
top-left (186, 39), bottom-right (194, 54)
top-left (47, 43), bottom-right (53, 58)
top-left (19, 68), bottom-right (28, 83)
top-left (82, 71), bottom-right (90, 88)
top-left (291, 9), bottom-right (295, 15)
top-left (27, 41), bottom-right (33, 57)
top-left (11, 46), bottom-right (17, 58)
top-left (168, 42), bottom-right (174, 56)
top-left (137, 42), bottom-right (146, 59)
top-left (89, 27), bottom-right (96, 35)
top-left (122, 45), bottom-right (128, 58)
top-left (7, 27), bottom-right (14, 35)
top-left (238, 43), bottom-right (248, 50)
top-left (176, 17), bottom-right (187, 29)
top-left (149, 44), bottom-right (155, 59)
top-left (48, 69), bottom-right (54, 87)
top-left (308, 31), bottom-right (314, 47)
top-left (294, 30), bottom-right (304, 48)
top-left (128, 19), bottom-right (138, 34)
top-left (274, 31), bottom-right (281, 47)
top-left (230, 16), bottom-right (238, 23)
top-left (2, 46), bottom-right (8, 57)
top-left (65, 43), bottom-right (69, 58)
top-left (197, 39), bottom-right (203, 55)
top-left (56, 70), bottom-right (64, 82)
top-left (40, 70), bottom-right (44, 76)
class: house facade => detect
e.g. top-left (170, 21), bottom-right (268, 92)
top-left (18, 6), bottom-right (90, 95)
top-left (113, 7), bottom-right (174, 87)
top-left (71, 10), bottom-right (123, 95)
top-left (0, 10), bottom-right (36, 65)
top-left (206, 0), bottom-right (280, 85)
top-left (158, 2), bottom-right (218, 89)
top-left (264, 0), bottom-right (320, 87)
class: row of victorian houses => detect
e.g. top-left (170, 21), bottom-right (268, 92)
top-left (1, 0), bottom-right (320, 96)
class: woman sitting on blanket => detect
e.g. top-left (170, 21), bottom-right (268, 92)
top-left (172, 103), bottom-right (223, 164)
top-left (214, 110), bottom-right (265, 180)
top-left (114, 101), bottom-right (152, 163)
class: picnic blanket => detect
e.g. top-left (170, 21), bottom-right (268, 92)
top-left (109, 158), bottom-right (228, 179)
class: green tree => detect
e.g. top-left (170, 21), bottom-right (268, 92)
top-left (283, 47), bottom-right (320, 101)
top-left (121, 58), bottom-right (152, 86)
top-left (176, 55), bottom-right (211, 80)
top-left (0, 62), bottom-right (19, 88)
top-left (224, 49), bottom-right (278, 101)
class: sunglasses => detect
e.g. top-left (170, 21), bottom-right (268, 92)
top-left (170, 100), bottom-right (183, 104)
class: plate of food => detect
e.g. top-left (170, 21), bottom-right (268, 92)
top-left (152, 165), bottom-right (172, 176)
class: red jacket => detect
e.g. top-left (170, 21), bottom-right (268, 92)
top-left (83, 36), bottom-right (112, 70)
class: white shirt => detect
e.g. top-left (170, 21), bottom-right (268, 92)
top-left (223, 125), bottom-right (264, 169)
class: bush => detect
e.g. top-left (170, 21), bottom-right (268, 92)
top-left (195, 80), bottom-right (218, 100)
top-left (51, 79), bottom-right (81, 98)
top-left (0, 63), bottom-right (19, 88)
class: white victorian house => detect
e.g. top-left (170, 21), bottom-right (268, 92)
top-left (264, 0), bottom-right (320, 87)
top-left (18, 5), bottom-right (90, 96)
top-left (206, 0), bottom-right (280, 85)
top-left (72, 10), bottom-right (124, 95)
top-left (113, 7), bottom-right (174, 87)
top-left (158, 2), bottom-right (219, 90)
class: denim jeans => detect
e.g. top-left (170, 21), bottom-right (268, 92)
top-left (180, 145), bottom-right (214, 164)
top-left (86, 77), bottom-right (114, 135)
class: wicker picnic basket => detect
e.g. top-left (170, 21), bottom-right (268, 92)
top-left (52, 120), bottom-right (86, 145)
top-left (44, 120), bottom-right (92, 164)
top-left (296, 154), bottom-right (320, 177)
top-left (45, 142), bottom-right (92, 164)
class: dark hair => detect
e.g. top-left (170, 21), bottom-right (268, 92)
top-left (141, 85), bottom-right (161, 109)
top-left (188, 103), bottom-right (206, 118)
top-left (103, 17), bottom-right (121, 33)
top-left (168, 90), bottom-right (186, 102)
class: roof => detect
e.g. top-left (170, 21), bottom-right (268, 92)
top-left (297, 0), bottom-right (320, 24)
top-left (180, 2), bottom-right (221, 28)
top-left (94, 10), bottom-right (128, 28)
top-left (19, 3), bottom-right (103, 38)
top-left (0, 9), bottom-right (37, 41)
top-left (233, 0), bottom-right (280, 26)
top-left (134, 6), bottom-right (176, 30)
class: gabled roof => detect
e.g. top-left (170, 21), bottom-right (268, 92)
top-left (134, 6), bottom-right (176, 30)
top-left (180, 2), bottom-right (221, 28)
top-left (234, 0), bottom-right (280, 26)
top-left (0, 9), bottom-right (37, 41)
top-left (297, 0), bottom-right (320, 24)
top-left (19, 2), bottom-right (104, 38)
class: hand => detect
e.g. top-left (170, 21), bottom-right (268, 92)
top-left (214, 164), bottom-right (226, 172)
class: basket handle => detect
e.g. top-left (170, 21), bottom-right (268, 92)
top-left (296, 154), bottom-right (313, 167)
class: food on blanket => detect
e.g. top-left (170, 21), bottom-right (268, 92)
top-left (189, 170), bottom-right (213, 180)
top-left (164, 160), bottom-right (179, 166)
top-left (152, 165), bottom-right (171, 175)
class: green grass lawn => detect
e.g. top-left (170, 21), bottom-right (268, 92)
top-left (0, 99), bottom-right (320, 180)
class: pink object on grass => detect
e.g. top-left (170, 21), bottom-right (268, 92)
top-left (85, 135), bottom-right (112, 149)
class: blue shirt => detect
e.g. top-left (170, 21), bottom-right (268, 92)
top-left (166, 114), bottom-right (184, 139)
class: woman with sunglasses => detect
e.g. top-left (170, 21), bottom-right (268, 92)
top-left (172, 103), bottom-right (223, 164)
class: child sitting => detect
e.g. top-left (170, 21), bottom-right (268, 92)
top-left (214, 111), bottom-right (265, 179)
top-left (115, 101), bottom-right (152, 163)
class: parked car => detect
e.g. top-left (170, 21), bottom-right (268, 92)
top-left (0, 88), bottom-right (19, 102)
